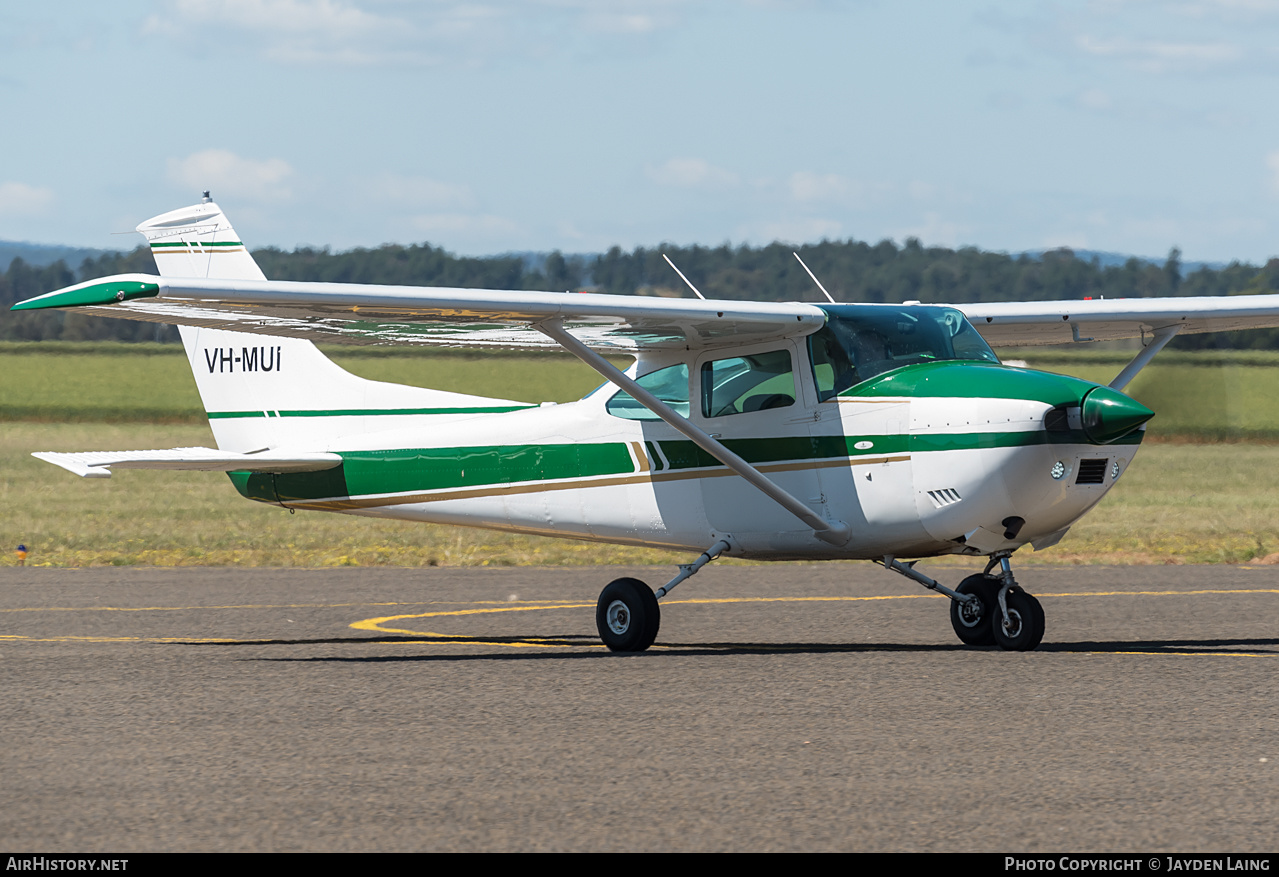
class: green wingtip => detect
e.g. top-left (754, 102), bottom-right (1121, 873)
top-left (10, 278), bottom-right (160, 311)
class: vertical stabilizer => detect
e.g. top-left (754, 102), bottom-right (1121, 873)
top-left (142, 198), bottom-right (529, 453)
top-left (136, 197), bottom-right (266, 282)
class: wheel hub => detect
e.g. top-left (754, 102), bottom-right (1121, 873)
top-left (957, 596), bottom-right (984, 626)
top-left (606, 600), bottom-right (631, 635)
top-left (1001, 608), bottom-right (1023, 637)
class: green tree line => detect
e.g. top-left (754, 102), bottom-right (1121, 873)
top-left (4, 238), bottom-right (1279, 349)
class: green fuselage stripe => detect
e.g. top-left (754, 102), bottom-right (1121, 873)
top-left (229, 428), bottom-right (1140, 504)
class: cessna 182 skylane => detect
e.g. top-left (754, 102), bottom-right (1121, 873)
top-left (16, 198), bottom-right (1279, 652)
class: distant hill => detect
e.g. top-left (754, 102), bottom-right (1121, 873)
top-left (1018, 248), bottom-right (1228, 274)
top-left (0, 241), bottom-right (121, 271)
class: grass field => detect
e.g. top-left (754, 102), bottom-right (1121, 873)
top-left (0, 422), bottom-right (690, 569)
top-left (0, 342), bottom-right (619, 422)
top-left (5, 341), bottom-right (1279, 567)
top-left (6, 341), bottom-right (1279, 438)
top-left (5, 423), bottom-right (1279, 568)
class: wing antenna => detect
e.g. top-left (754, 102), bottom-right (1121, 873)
top-left (793, 252), bottom-right (837, 304)
top-left (662, 254), bottom-right (707, 300)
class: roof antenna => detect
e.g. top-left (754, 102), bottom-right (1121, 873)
top-left (793, 252), bottom-right (837, 304)
top-left (201, 190), bottom-right (212, 203)
top-left (662, 253), bottom-right (706, 300)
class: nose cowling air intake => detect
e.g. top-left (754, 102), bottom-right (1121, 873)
top-left (1080, 385), bottom-right (1155, 445)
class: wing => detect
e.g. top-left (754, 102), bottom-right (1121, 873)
top-left (12, 274), bottom-right (828, 352)
top-left (19, 273), bottom-right (1279, 351)
top-left (956, 295), bottom-right (1279, 347)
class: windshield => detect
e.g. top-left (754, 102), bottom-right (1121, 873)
top-left (809, 304), bottom-right (999, 400)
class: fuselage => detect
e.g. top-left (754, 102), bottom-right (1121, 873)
top-left (226, 305), bottom-right (1150, 561)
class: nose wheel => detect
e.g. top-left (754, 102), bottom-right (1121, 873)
top-left (991, 587), bottom-right (1045, 651)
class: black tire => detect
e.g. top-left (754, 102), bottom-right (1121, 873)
top-left (992, 589), bottom-right (1045, 652)
top-left (596, 578), bottom-right (660, 653)
top-left (950, 574), bottom-right (998, 646)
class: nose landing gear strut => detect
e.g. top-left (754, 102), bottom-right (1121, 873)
top-left (879, 551), bottom-right (1046, 651)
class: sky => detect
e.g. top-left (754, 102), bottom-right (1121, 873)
top-left (3, 0), bottom-right (1279, 264)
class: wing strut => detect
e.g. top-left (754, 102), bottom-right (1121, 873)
top-left (1108, 325), bottom-right (1181, 391)
top-left (536, 320), bottom-right (851, 546)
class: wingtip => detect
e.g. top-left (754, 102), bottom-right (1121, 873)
top-left (10, 276), bottom-right (160, 311)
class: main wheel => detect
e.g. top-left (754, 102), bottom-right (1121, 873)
top-left (596, 577), bottom-right (661, 653)
top-left (992, 589), bottom-right (1045, 652)
top-left (950, 574), bottom-right (999, 646)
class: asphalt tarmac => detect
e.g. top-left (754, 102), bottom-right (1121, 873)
top-left (1, 562), bottom-right (1276, 852)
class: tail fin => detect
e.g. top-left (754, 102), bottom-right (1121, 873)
top-left (136, 197), bottom-right (267, 282)
top-left (140, 198), bottom-right (530, 453)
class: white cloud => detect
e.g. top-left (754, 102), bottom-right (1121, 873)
top-left (409, 212), bottom-right (521, 239)
top-left (646, 157), bottom-right (739, 189)
top-left (1167, 0), bottom-right (1279, 18)
top-left (892, 212), bottom-right (973, 249)
top-left (788, 172), bottom-right (863, 205)
top-left (166, 149), bottom-right (294, 203)
top-left (1267, 150), bottom-right (1279, 193)
top-left (1076, 87), bottom-right (1114, 111)
top-left (906, 180), bottom-right (936, 202)
top-left (142, 0), bottom-right (690, 66)
top-left (571, 1), bottom-right (683, 35)
top-left (589, 13), bottom-right (661, 34)
top-left (144, 0), bottom-right (444, 65)
top-left (152, 0), bottom-right (385, 37)
top-left (0, 182), bottom-right (54, 216)
top-left (1075, 34), bottom-right (1243, 72)
top-left (1117, 215), bottom-right (1184, 245)
top-left (367, 174), bottom-right (477, 211)
top-left (1040, 232), bottom-right (1091, 250)
top-left (746, 217), bottom-right (844, 245)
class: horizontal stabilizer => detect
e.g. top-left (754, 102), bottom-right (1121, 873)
top-left (33, 447), bottom-right (342, 479)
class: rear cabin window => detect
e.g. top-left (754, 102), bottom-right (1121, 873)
top-left (605, 363), bottom-right (689, 421)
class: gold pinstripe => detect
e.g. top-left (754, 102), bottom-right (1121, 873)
top-left (285, 454), bottom-right (912, 511)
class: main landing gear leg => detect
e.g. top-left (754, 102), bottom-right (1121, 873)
top-left (877, 552), bottom-right (1045, 651)
top-left (595, 539), bottom-right (731, 653)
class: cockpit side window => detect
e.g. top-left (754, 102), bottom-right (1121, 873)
top-left (701, 349), bottom-right (795, 417)
top-left (605, 363), bottom-right (690, 420)
top-left (808, 305), bottom-right (999, 400)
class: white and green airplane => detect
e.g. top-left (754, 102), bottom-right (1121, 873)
top-left (15, 197), bottom-right (1279, 652)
